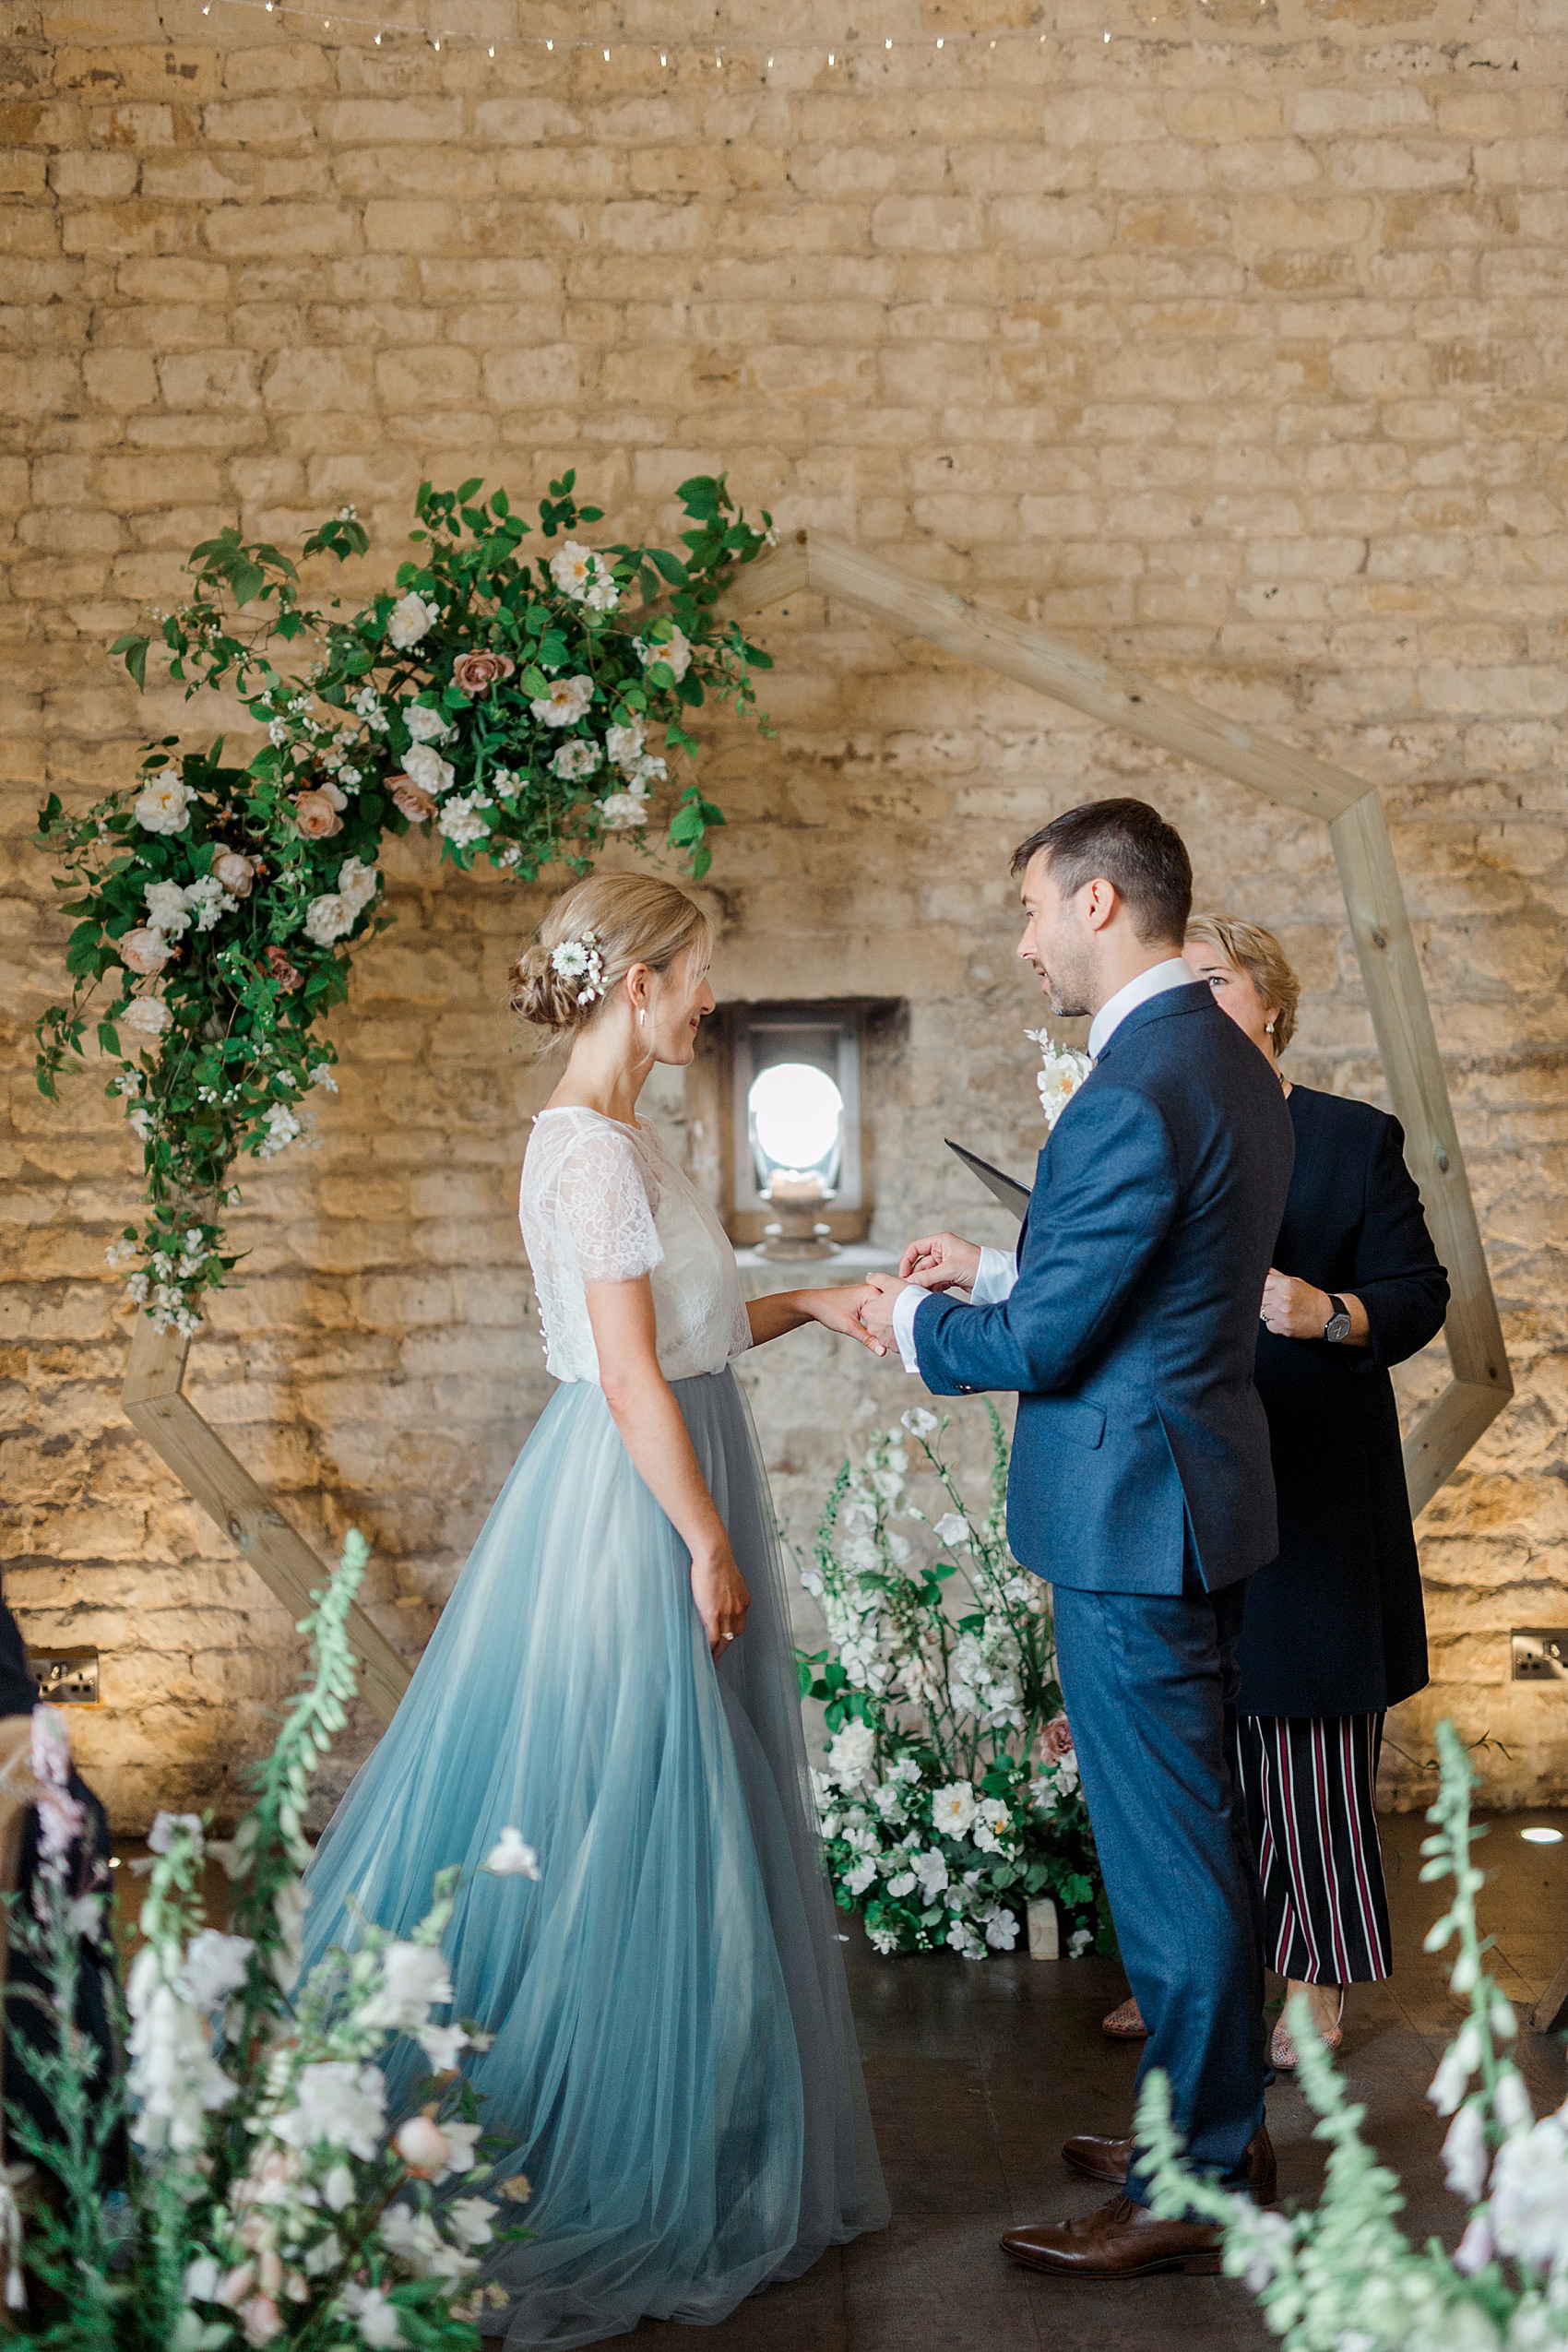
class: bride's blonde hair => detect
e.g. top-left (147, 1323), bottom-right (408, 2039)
top-left (508, 873), bottom-right (713, 1036)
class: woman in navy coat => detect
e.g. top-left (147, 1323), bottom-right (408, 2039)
top-left (1100, 916), bottom-right (1448, 2067)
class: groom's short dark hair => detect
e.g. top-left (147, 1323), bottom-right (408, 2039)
top-left (1012, 798), bottom-right (1193, 944)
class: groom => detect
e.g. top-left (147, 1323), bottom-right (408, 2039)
top-left (859, 797), bottom-right (1295, 2277)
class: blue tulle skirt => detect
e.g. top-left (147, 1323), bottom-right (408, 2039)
top-left (300, 1368), bottom-right (887, 2347)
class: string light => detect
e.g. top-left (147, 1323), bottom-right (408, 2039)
top-left (186, 3), bottom-right (1088, 72)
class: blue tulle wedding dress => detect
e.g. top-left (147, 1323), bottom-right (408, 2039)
top-left (300, 1105), bottom-right (887, 2346)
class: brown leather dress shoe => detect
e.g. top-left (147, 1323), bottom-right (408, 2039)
top-left (1061, 2123), bottom-right (1277, 2205)
top-left (1003, 2193), bottom-right (1222, 2277)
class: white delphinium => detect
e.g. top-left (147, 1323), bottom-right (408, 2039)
top-left (359, 1941), bottom-right (454, 2033)
top-left (901, 1407), bottom-right (938, 1438)
top-left (351, 683), bottom-right (389, 731)
top-left (933, 1512), bottom-right (970, 1550)
top-left (386, 589), bottom-right (439, 649)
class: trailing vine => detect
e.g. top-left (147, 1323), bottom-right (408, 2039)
top-left (32, 474), bottom-right (774, 1332)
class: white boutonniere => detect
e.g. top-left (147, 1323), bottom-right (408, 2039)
top-left (1025, 1029), bottom-right (1092, 1131)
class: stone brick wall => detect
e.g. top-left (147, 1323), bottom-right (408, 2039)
top-left (2, 0), bottom-right (1563, 1826)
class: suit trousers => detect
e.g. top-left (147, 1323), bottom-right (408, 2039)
top-left (1051, 1575), bottom-right (1267, 2206)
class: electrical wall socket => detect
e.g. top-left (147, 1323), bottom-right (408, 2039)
top-left (1512, 1631), bottom-right (1568, 1683)
top-left (29, 1647), bottom-right (100, 1705)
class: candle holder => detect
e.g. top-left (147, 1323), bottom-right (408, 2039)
top-left (755, 1170), bottom-right (840, 1261)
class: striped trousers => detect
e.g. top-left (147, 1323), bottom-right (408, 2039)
top-left (1231, 1713), bottom-right (1392, 1985)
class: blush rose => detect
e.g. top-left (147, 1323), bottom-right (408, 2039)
top-left (451, 651), bottom-right (516, 696)
top-left (293, 790), bottom-right (344, 839)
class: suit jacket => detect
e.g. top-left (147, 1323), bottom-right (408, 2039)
top-left (912, 982), bottom-right (1295, 1594)
top-left (1238, 1086), bottom-right (1448, 1716)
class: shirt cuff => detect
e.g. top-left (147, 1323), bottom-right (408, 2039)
top-left (891, 1284), bottom-right (926, 1375)
top-left (970, 1246), bottom-right (1018, 1305)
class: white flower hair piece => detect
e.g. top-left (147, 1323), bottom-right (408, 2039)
top-left (549, 929), bottom-right (605, 1007)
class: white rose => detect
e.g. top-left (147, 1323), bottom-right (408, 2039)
top-left (529, 674), bottom-right (593, 727)
top-left (435, 793), bottom-right (490, 848)
top-left (549, 740), bottom-right (600, 782)
top-left (134, 775), bottom-right (196, 835)
top-left (548, 540), bottom-right (619, 612)
top-left (600, 790), bottom-right (650, 833)
top-left (121, 1000), bottom-right (170, 1046)
top-left (145, 878), bottom-right (194, 935)
top-left (930, 1781), bottom-right (977, 1839)
top-left (336, 855), bottom-right (379, 915)
top-left (604, 719), bottom-right (646, 772)
top-left (386, 590), bottom-right (439, 651)
top-left (303, 894), bottom-right (350, 945)
top-left (825, 1719), bottom-right (876, 1788)
top-left (403, 703), bottom-right (453, 744)
top-left (635, 625), bottom-right (692, 683)
top-left (401, 741), bottom-right (455, 797)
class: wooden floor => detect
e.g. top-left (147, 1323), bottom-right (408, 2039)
top-left (639, 1809), bottom-right (1568, 2352)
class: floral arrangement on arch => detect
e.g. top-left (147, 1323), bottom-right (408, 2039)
top-left (1141, 1722), bottom-right (1568, 2349)
top-left (796, 1407), bottom-right (1110, 1962)
top-left (4, 1532), bottom-right (540, 2346)
top-left (31, 473), bottom-right (774, 1336)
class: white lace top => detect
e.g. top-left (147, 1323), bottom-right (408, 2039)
top-left (518, 1106), bottom-right (753, 1385)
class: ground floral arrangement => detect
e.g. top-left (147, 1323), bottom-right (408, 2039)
top-left (6, 1533), bottom-right (539, 2348)
top-left (796, 1405), bottom-right (1111, 1962)
top-left (1143, 1720), bottom-right (1568, 2348)
top-left (32, 474), bottom-right (774, 1336)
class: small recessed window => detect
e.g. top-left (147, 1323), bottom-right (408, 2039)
top-left (720, 1004), bottom-right (872, 1253)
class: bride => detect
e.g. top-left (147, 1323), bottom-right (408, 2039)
top-left (298, 872), bottom-right (889, 2346)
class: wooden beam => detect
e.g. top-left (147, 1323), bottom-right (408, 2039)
top-left (122, 1314), bottom-right (410, 1726)
top-left (714, 528), bottom-right (1513, 1514)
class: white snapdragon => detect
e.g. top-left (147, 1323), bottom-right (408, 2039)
top-left (274, 2061), bottom-right (386, 2161)
top-left (125, 1945), bottom-right (238, 2154)
top-left (1490, 2104), bottom-right (1568, 2274)
top-left (135, 775), bottom-right (196, 835)
top-left (361, 1941), bottom-right (454, 2032)
top-left (386, 590), bottom-right (439, 650)
top-left (179, 1930), bottom-right (255, 2013)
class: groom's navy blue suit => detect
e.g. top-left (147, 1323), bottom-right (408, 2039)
top-left (911, 980), bottom-right (1295, 2201)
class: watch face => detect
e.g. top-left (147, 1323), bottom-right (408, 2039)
top-left (1325, 1312), bottom-right (1352, 1343)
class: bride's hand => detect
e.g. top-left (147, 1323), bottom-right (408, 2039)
top-left (796, 1285), bottom-right (888, 1355)
top-left (691, 1542), bottom-right (750, 1658)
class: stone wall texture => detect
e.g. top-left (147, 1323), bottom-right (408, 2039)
top-left (2, 0), bottom-right (1563, 1827)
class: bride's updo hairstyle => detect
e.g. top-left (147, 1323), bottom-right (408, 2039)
top-left (508, 872), bottom-right (713, 1038)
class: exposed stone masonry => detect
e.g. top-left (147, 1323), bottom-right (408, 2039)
top-left (1, 0), bottom-right (1563, 1824)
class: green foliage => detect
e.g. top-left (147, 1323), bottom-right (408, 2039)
top-left (797, 1406), bottom-right (1111, 1961)
top-left (34, 478), bottom-right (774, 1331)
top-left (1139, 1722), bottom-right (1567, 2350)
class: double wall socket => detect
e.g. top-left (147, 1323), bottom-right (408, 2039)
top-left (29, 1647), bottom-right (100, 1705)
top-left (1512, 1632), bottom-right (1568, 1683)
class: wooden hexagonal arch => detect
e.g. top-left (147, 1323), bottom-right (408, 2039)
top-left (122, 529), bottom-right (1512, 1723)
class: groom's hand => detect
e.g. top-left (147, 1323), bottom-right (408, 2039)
top-left (898, 1231), bottom-right (983, 1292)
top-left (858, 1269), bottom-right (913, 1344)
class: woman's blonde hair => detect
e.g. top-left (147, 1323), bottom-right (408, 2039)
top-left (1185, 913), bottom-right (1301, 1053)
top-left (507, 873), bottom-right (713, 1036)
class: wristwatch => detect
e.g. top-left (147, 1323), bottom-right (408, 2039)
top-left (1323, 1293), bottom-right (1352, 1344)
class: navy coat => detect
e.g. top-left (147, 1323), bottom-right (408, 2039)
top-left (912, 982), bottom-right (1295, 1594)
top-left (1237, 1086), bottom-right (1448, 1717)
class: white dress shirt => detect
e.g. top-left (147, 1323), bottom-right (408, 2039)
top-left (892, 957), bottom-right (1197, 1373)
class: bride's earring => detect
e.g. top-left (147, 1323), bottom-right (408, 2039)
top-left (1265, 1020), bottom-right (1275, 1034)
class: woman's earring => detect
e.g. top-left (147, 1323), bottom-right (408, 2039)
top-left (1265, 1020), bottom-right (1275, 1034)
top-left (637, 1007), bottom-right (647, 1031)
